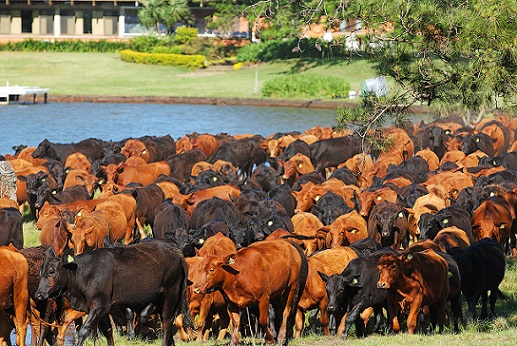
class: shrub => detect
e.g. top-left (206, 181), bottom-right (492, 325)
top-left (152, 46), bottom-right (182, 54)
top-left (236, 43), bottom-right (263, 62)
top-left (0, 39), bottom-right (128, 52)
top-left (120, 49), bottom-right (206, 69)
top-left (261, 73), bottom-right (350, 99)
top-left (128, 35), bottom-right (161, 52)
top-left (174, 26), bottom-right (199, 45)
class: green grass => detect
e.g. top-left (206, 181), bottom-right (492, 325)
top-left (22, 220), bottom-right (517, 346)
top-left (0, 52), bottom-right (378, 99)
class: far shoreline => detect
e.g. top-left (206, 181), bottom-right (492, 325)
top-left (46, 94), bottom-right (430, 114)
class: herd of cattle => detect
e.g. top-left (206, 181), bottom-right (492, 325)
top-left (1, 113), bottom-right (517, 346)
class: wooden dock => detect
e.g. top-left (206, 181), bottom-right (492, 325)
top-left (0, 85), bottom-right (49, 105)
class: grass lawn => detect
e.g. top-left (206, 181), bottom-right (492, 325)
top-left (0, 52), bottom-right (379, 99)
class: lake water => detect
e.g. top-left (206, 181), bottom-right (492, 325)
top-left (1, 102), bottom-right (339, 155)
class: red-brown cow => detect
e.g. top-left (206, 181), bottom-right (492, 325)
top-left (295, 246), bottom-right (357, 337)
top-left (102, 161), bottom-right (170, 186)
top-left (190, 239), bottom-right (307, 345)
top-left (63, 169), bottom-right (98, 198)
top-left (65, 152), bottom-right (92, 173)
top-left (0, 246), bottom-right (29, 346)
top-left (63, 209), bottom-right (110, 255)
top-left (279, 153), bottom-right (314, 184)
top-left (172, 185), bottom-right (241, 215)
top-left (359, 187), bottom-right (399, 217)
top-left (36, 202), bottom-right (71, 256)
top-left (377, 250), bottom-right (449, 334)
top-left (432, 226), bottom-right (471, 252)
top-left (318, 210), bottom-right (368, 248)
top-left (291, 212), bottom-right (325, 255)
top-left (472, 196), bottom-right (515, 256)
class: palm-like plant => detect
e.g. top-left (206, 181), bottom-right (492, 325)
top-left (138, 0), bottom-right (192, 35)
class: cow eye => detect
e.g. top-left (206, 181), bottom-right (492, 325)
top-left (49, 268), bottom-right (55, 275)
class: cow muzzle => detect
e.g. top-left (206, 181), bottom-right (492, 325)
top-left (377, 281), bottom-right (389, 289)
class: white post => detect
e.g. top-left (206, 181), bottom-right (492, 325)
top-left (54, 9), bottom-right (61, 37)
top-left (118, 9), bottom-right (125, 37)
top-left (253, 70), bottom-right (259, 94)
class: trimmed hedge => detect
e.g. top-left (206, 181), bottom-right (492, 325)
top-left (0, 39), bottom-right (128, 52)
top-left (262, 73), bottom-right (350, 99)
top-left (119, 49), bottom-right (206, 69)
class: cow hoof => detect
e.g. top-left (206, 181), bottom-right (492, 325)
top-left (276, 338), bottom-right (287, 346)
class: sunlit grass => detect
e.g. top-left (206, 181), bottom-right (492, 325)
top-left (0, 52), bottom-right (379, 100)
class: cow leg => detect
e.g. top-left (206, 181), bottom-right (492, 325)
top-left (98, 315), bottom-right (115, 346)
top-left (406, 295), bottom-right (423, 334)
top-left (319, 302), bottom-right (331, 336)
top-left (277, 281), bottom-right (301, 345)
top-left (387, 300), bottom-right (401, 333)
top-left (76, 301), bottom-right (110, 346)
top-left (228, 305), bottom-right (241, 346)
top-left (124, 308), bottom-right (136, 339)
top-left (57, 309), bottom-right (86, 346)
top-left (257, 297), bottom-right (275, 344)
top-left (216, 307), bottom-right (230, 340)
top-left (489, 289), bottom-right (498, 318)
top-left (480, 291), bottom-right (489, 319)
top-left (13, 282), bottom-right (29, 346)
top-left (343, 302), bottom-right (365, 339)
top-left (293, 309), bottom-right (304, 338)
top-left (195, 297), bottom-right (211, 342)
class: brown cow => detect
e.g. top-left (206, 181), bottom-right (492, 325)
top-left (295, 246), bottom-right (357, 337)
top-left (120, 139), bottom-right (152, 162)
top-left (65, 152), bottom-right (92, 173)
top-left (16, 146), bottom-right (47, 166)
top-left (63, 169), bottom-right (98, 198)
top-left (415, 148), bottom-right (440, 171)
top-left (472, 197), bottom-right (515, 256)
top-left (190, 134), bottom-right (220, 158)
top-left (291, 212), bottom-right (325, 255)
top-left (424, 171), bottom-right (474, 199)
top-left (172, 185), bottom-right (241, 215)
top-left (279, 153), bottom-right (314, 183)
top-left (63, 209), bottom-right (110, 255)
top-left (319, 210), bottom-right (368, 248)
top-left (439, 150), bottom-right (466, 166)
top-left (406, 193), bottom-right (447, 242)
top-left (0, 246), bottom-right (29, 346)
top-left (432, 226), bottom-right (471, 252)
top-left (358, 153), bottom-right (404, 189)
top-left (190, 239), bottom-right (307, 345)
top-left (377, 250), bottom-right (449, 334)
top-left (262, 135), bottom-right (296, 158)
top-left (292, 179), bottom-right (359, 213)
top-left (338, 153), bottom-right (374, 175)
top-left (36, 202), bottom-right (71, 255)
top-left (101, 161), bottom-right (170, 186)
top-left (480, 122), bottom-right (508, 156)
top-left (358, 187), bottom-right (398, 217)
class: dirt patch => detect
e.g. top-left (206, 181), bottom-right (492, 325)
top-left (177, 65), bottom-right (234, 78)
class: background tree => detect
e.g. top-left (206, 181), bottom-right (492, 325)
top-left (245, 0), bottom-right (517, 147)
top-left (139, 0), bottom-right (192, 35)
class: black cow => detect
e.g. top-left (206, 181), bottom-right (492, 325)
top-left (367, 201), bottom-right (409, 249)
top-left (189, 197), bottom-right (243, 230)
top-left (309, 136), bottom-right (362, 175)
top-left (311, 190), bottom-right (350, 226)
top-left (320, 250), bottom-right (391, 338)
top-left (397, 184), bottom-right (429, 208)
top-left (192, 169), bottom-right (225, 189)
top-left (329, 167), bottom-right (359, 187)
top-left (0, 207), bottom-right (23, 249)
top-left (34, 184), bottom-right (90, 210)
top-left (479, 152), bottom-right (517, 170)
top-left (267, 184), bottom-right (296, 217)
top-left (167, 149), bottom-right (206, 183)
top-left (292, 172), bottom-right (325, 191)
top-left (131, 184), bottom-right (165, 232)
top-left (26, 172), bottom-right (59, 220)
top-left (249, 164), bottom-right (280, 192)
top-left (461, 133), bottom-right (495, 157)
top-left (32, 138), bottom-right (105, 164)
top-left (447, 238), bottom-right (506, 321)
top-left (42, 159), bottom-right (67, 190)
top-left (417, 126), bottom-right (449, 160)
top-left (153, 199), bottom-right (190, 240)
top-left (208, 136), bottom-right (266, 178)
top-left (140, 134), bottom-right (176, 163)
top-left (36, 240), bottom-right (189, 346)
top-left (418, 205), bottom-right (474, 243)
top-left (387, 156), bottom-right (429, 184)
top-left (275, 139), bottom-right (311, 167)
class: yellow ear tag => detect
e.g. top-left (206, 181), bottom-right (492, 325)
top-left (443, 219), bottom-right (449, 224)
top-left (66, 255), bottom-right (74, 263)
top-left (314, 195), bottom-right (321, 201)
top-left (500, 224), bottom-right (506, 229)
top-left (51, 190), bottom-right (57, 195)
top-left (42, 178), bottom-right (46, 182)
top-left (350, 229), bottom-right (357, 234)
top-left (298, 163), bottom-right (303, 168)
top-left (77, 211), bottom-right (82, 217)
top-left (398, 212), bottom-right (404, 218)
top-left (213, 177), bottom-right (218, 181)
top-left (268, 221), bottom-right (274, 226)
top-left (407, 253), bottom-right (413, 260)
top-left (142, 150), bottom-right (147, 154)
top-left (377, 196), bottom-right (382, 201)
top-left (352, 278), bottom-right (358, 285)
top-left (228, 258), bottom-right (235, 265)
top-left (476, 138), bottom-right (480, 143)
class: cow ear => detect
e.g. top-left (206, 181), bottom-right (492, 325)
top-left (194, 248), bottom-right (202, 257)
top-left (61, 249), bottom-right (78, 271)
top-left (348, 275), bottom-right (361, 287)
top-left (317, 271), bottom-right (329, 282)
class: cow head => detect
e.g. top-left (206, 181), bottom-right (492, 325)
top-left (377, 252), bottom-right (401, 289)
top-left (32, 139), bottom-right (51, 159)
top-left (36, 247), bottom-right (76, 301)
top-left (319, 271), bottom-right (346, 314)
top-left (191, 254), bottom-right (238, 295)
top-left (34, 184), bottom-right (55, 210)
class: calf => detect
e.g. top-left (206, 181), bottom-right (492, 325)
top-left (36, 239), bottom-right (189, 346)
top-left (321, 250), bottom-right (391, 338)
top-left (190, 239), bottom-right (308, 345)
top-left (377, 250), bottom-right (449, 334)
top-left (0, 207), bottom-right (23, 249)
top-left (447, 238), bottom-right (506, 321)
